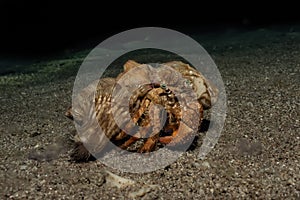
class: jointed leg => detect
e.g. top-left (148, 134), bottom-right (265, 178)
top-left (138, 134), bottom-right (159, 153)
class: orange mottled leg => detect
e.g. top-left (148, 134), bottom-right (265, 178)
top-left (131, 99), bottom-right (150, 123)
top-left (120, 136), bottom-right (139, 150)
top-left (114, 119), bottom-right (137, 141)
top-left (159, 122), bottom-right (193, 145)
top-left (159, 129), bottom-right (178, 144)
top-left (138, 135), bottom-right (159, 153)
top-left (120, 124), bottom-right (152, 150)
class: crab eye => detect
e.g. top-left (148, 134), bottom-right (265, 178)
top-left (184, 79), bottom-right (192, 87)
top-left (160, 83), bottom-right (166, 89)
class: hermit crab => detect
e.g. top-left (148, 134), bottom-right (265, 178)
top-left (66, 60), bottom-right (218, 161)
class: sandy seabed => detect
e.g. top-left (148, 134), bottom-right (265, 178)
top-left (0, 26), bottom-right (299, 199)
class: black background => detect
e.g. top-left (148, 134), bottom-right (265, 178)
top-left (0, 1), bottom-right (299, 56)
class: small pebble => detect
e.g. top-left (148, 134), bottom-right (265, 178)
top-left (192, 162), bottom-right (200, 168)
top-left (246, 102), bottom-right (253, 107)
top-left (201, 161), bottom-right (211, 168)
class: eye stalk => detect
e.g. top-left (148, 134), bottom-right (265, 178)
top-left (160, 83), bottom-right (167, 89)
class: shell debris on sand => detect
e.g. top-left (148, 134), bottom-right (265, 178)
top-left (103, 170), bottom-right (135, 189)
top-left (103, 170), bottom-right (159, 198)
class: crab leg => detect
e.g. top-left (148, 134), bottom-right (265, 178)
top-left (138, 102), bottom-right (164, 152)
top-left (159, 122), bottom-right (194, 145)
top-left (138, 134), bottom-right (159, 153)
top-left (119, 124), bottom-right (153, 150)
top-left (131, 98), bottom-right (151, 124)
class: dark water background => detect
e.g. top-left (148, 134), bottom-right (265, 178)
top-left (1, 1), bottom-right (299, 55)
top-left (0, 1), bottom-right (299, 86)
